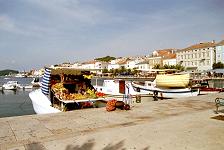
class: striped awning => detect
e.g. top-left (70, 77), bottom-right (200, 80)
top-left (41, 68), bottom-right (52, 95)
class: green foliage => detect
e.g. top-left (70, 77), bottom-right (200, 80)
top-left (213, 62), bottom-right (224, 69)
top-left (153, 64), bottom-right (161, 69)
top-left (102, 68), bottom-right (108, 73)
top-left (95, 56), bottom-right (116, 62)
top-left (175, 64), bottom-right (185, 71)
top-left (0, 69), bottom-right (19, 76)
top-left (153, 64), bottom-right (184, 71)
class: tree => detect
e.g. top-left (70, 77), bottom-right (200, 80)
top-left (102, 68), bottom-right (108, 73)
top-left (175, 64), bottom-right (184, 71)
top-left (95, 56), bottom-right (116, 62)
top-left (153, 64), bottom-right (161, 69)
top-left (213, 62), bottom-right (224, 69)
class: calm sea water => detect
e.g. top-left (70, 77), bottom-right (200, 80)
top-left (0, 77), bottom-right (36, 118)
top-left (0, 76), bottom-right (224, 118)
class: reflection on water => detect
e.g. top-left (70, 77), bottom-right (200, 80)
top-left (0, 76), bottom-right (36, 118)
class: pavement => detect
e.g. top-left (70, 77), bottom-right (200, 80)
top-left (0, 93), bottom-right (224, 150)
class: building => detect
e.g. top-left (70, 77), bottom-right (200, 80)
top-left (216, 40), bottom-right (224, 63)
top-left (149, 49), bottom-right (176, 69)
top-left (176, 41), bottom-right (216, 72)
top-left (136, 60), bottom-right (150, 71)
top-left (80, 60), bottom-right (108, 74)
top-left (107, 57), bottom-right (126, 70)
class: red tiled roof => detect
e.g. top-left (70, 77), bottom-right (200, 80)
top-left (216, 40), bottom-right (224, 46)
top-left (179, 42), bottom-right (216, 52)
top-left (82, 60), bottom-right (96, 64)
top-left (154, 49), bottom-right (176, 59)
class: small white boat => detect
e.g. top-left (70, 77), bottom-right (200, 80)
top-left (3, 81), bottom-right (19, 90)
top-left (0, 86), bottom-right (3, 91)
top-left (31, 77), bottom-right (41, 87)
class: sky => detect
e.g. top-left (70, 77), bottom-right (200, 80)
top-left (0, 0), bottom-right (224, 71)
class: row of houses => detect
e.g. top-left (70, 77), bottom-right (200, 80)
top-left (32, 39), bottom-right (224, 76)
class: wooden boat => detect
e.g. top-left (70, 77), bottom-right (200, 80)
top-left (191, 79), bottom-right (224, 94)
top-left (156, 73), bottom-right (190, 88)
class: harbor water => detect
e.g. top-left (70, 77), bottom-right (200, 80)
top-left (0, 77), bottom-right (36, 118)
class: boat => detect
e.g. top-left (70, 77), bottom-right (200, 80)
top-left (94, 79), bottom-right (150, 96)
top-left (131, 80), bottom-right (199, 99)
top-left (156, 73), bottom-right (190, 88)
top-left (2, 81), bottom-right (19, 90)
top-left (31, 77), bottom-right (41, 87)
top-left (29, 67), bottom-right (114, 114)
top-left (18, 84), bottom-right (33, 89)
top-left (191, 79), bottom-right (224, 94)
top-left (15, 73), bottom-right (27, 78)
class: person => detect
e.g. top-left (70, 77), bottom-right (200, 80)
top-left (153, 90), bottom-right (158, 101)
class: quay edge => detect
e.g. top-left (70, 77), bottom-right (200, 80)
top-left (0, 93), bottom-right (224, 150)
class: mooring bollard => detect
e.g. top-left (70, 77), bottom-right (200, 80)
top-left (136, 94), bottom-right (141, 103)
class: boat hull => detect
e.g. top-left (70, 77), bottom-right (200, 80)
top-left (3, 85), bottom-right (17, 90)
top-left (156, 74), bottom-right (190, 88)
top-left (29, 89), bottom-right (61, 114)
top-left (131, 82), bottom-right (199, 98)
top-left (94, 80), bottom-right (149, 96)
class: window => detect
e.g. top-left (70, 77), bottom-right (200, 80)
top-left (207, 52), bottom-right (209, 57)
top-left (207, 60), bottom-right (209, 65)
top-left (195, 61), bottom-right (197, 65)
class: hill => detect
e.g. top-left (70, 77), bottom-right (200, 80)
top-left (0, 69), bottom-right (19, 76)
top-left (95, 56), bottom-right (116, 62)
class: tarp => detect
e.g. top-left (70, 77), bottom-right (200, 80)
top-left (41, 68), bottom-right (51, 95)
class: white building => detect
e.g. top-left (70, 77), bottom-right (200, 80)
top-left (107, 59), bottom-right (121, 70)
top-left (107, 57), bottom-right (127, 70)
top-left (80, 60), bottom-right (108, 74)
top-left (148, 49), bottom-right (176, 69)
top-left (216, 40), bottom-right (224, 63)
top-left (125, 57), bottom-right (145, 69)
top-left (163, 58), bottom-right (176, 66)
top-left (176, 41), bottom-right (216, 71)
top-left (136, 60), bottom-right (150, 71)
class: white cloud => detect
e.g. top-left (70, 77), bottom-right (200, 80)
top-left (0, 15), bottom-right (16, 32)
top-left (0, 15), bottom-right (45, 37)
top-left (25, 0), bottom-right (105, 25)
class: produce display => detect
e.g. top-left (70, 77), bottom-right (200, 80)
top-left (106, 99), bottom-right (117, 111)
top-left (52, 82), bottom-right (105, 101)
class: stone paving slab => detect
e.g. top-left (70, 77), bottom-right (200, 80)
top-left (0, 93), bottom-right (224, 149)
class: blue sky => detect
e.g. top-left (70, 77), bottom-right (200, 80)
top-left (0, 0), bottom-right (223, 71)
